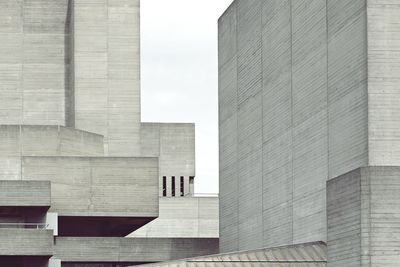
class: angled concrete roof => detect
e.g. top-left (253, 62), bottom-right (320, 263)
top-left (135, 242), bottom-right (326, 266)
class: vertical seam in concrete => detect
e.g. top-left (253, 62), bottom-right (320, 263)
top-left (106, 0), bottom-right (110, 156)
top-left (365, 3), bottom-right (372, 263)
top-left (235, 0), bottom-right (239, 252)
top-left (326, 0), bottom-right (330, 182)
top-left (365, 0), bottom-right (370, 167)
top-left (289, 0), bottom-right (295, 244)
top-left (260, 0), bottom-right (264, 247)
top-left (21, 0), bottom-right (25, 124)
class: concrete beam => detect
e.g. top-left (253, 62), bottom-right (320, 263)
top-left (54, 237), bottom-right (219, 263)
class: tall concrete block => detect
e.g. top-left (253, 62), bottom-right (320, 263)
top-left (327, 167), bottom-right (400, 266)
top-left (367, 0), bottom-right (400, 166)
top-left (0, 0), bottom-right (71, 126)
top-left (73, 0), bottom-right (141, 156)
top-left (218, 2), bottom-right (239, 253)
top-left (327, 0), bottom-right (368, 179)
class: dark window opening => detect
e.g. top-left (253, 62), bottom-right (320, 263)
top-left (180, 176), bottom-right (184, 196)
top-left (171, 176), bottom-right (175, 197)
top-left (162, 176), bottom-right (167, 197)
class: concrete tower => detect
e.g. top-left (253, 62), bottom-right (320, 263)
top-left (218, 0), bottom-right (400, 266)
top-left (0, 0), bottom-right (218, 266)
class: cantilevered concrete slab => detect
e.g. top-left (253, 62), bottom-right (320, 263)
top-left (54, 237), bottom-right (218, 264)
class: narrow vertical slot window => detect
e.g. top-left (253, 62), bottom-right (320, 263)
top-left (180, 176), bottom-right (184, 196)
top-left (162, 176), bottom-right (167, 197)
top-left (171, 176), bottom-right (175, 197)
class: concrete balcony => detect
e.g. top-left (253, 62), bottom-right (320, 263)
top-left (0, 228), bottom-right (53, 256)
top-left (22, 156), bottom-right (159, 236)
top-left (0, 180), bottom-right (50, 209)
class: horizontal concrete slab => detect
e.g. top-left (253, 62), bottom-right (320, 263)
top-left (54, 237), bottom-right (219, 263)
top-left (0, 180), bottom-right (50, 208)
top-left (0, 229), bottom-right (53, 256)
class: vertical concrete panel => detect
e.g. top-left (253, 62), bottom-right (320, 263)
top-left (327, 0), bottom-right (368, 179)
top-left (291, 0), bottom-right (328, 244)
top-left (327, 169), bottom-right (362, 266)
top-left (367, 1), bottom-right (400, 166)
top-left (0, 0), bottom-right (23, 124)
top-left (218, 2), bottom-right (239, 253)
top-left (236, 0), bottom-right (263, 251)
top-left (261, 0), bottom-right (293, 248)
top-left (22, 0), bottom-right (70, 125)
top-left (107, 0), bottom-right (141, 156)
top-left (73, 0), bottom-right (141, 156)
top-left (73, 0), bottom-right (108, 151)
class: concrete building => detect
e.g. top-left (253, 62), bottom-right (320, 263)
top-left (218, 0), bottom-right (400, 265)
top-left (0, 0), bottom-right (218, 266)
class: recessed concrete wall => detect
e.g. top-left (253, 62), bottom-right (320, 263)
top-left (0, 0), bottom-right (72, 126)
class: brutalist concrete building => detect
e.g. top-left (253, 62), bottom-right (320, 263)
top-left (217, 0), bottom-right (400, 266)
top-left (0, 0), bottom-right (218, 266)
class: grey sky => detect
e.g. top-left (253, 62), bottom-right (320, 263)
top-left (140, 0), bottom-right (233, 194)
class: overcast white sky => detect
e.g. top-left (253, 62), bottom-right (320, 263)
top-left (140, 0), bottom-right (233, 194)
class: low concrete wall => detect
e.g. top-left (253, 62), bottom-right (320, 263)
top-left (54, 237), bottom-right (218, 263)
top-left (0, 229), bottom-right (53, 256)
top-left (129, 197), bottom-right (218, 238)
top-left (327, 166), bottom-right (400, 266)
top-left (0, 180), bottom-right (50, 207)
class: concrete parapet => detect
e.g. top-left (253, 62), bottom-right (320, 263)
top-left (0, 228), bottom-right (53, 256)
top-left (327, 166), bottom-right (400, 266)
top-left (0, 180), bottom-right (50, 208)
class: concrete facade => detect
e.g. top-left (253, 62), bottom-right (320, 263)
top-left (218, 0), bottom-right (400, 264)
top-left (219, 0), bottom-right (400, 266)
top-left (0, 0), bottom-right (218, 266)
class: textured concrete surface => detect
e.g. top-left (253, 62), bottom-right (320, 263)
top-left (54, 237), bottom-right (218, 263)
top-left (327, 167), bottom-right (400, 266)
top-left (0, 0), bottom-right (71, 126)
top-left (141, 123), bottom-right (195, 197)
top-left (73, 0), bottom-right (141, 156)
top-left (21, 157), bottom-right (158, 218)
top-left (134, 242), bottom-right (326, 267)
top-left (129, 197), bottom-right (218, 238)
top-left (0, 180), bottom-right (50, 207)
top-left (0, 229), bottom-right (53, 256)
top-left (218, 0), bottom-right (372, 252)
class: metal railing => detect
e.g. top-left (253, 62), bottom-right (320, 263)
top-left (0, 223), bottom-right (48, 230)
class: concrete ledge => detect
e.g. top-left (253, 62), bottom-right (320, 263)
top-left (0, 180), bottom-right (50, 208)
top-left (0, 229), bottom-right (53, 256)
top-left (54, 237), bottom-right (219, 263)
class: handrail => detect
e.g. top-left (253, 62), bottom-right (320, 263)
top-left (0, 223), bottom-right (49, 229)
top-left (190, 193), bottom-right (219, 197)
